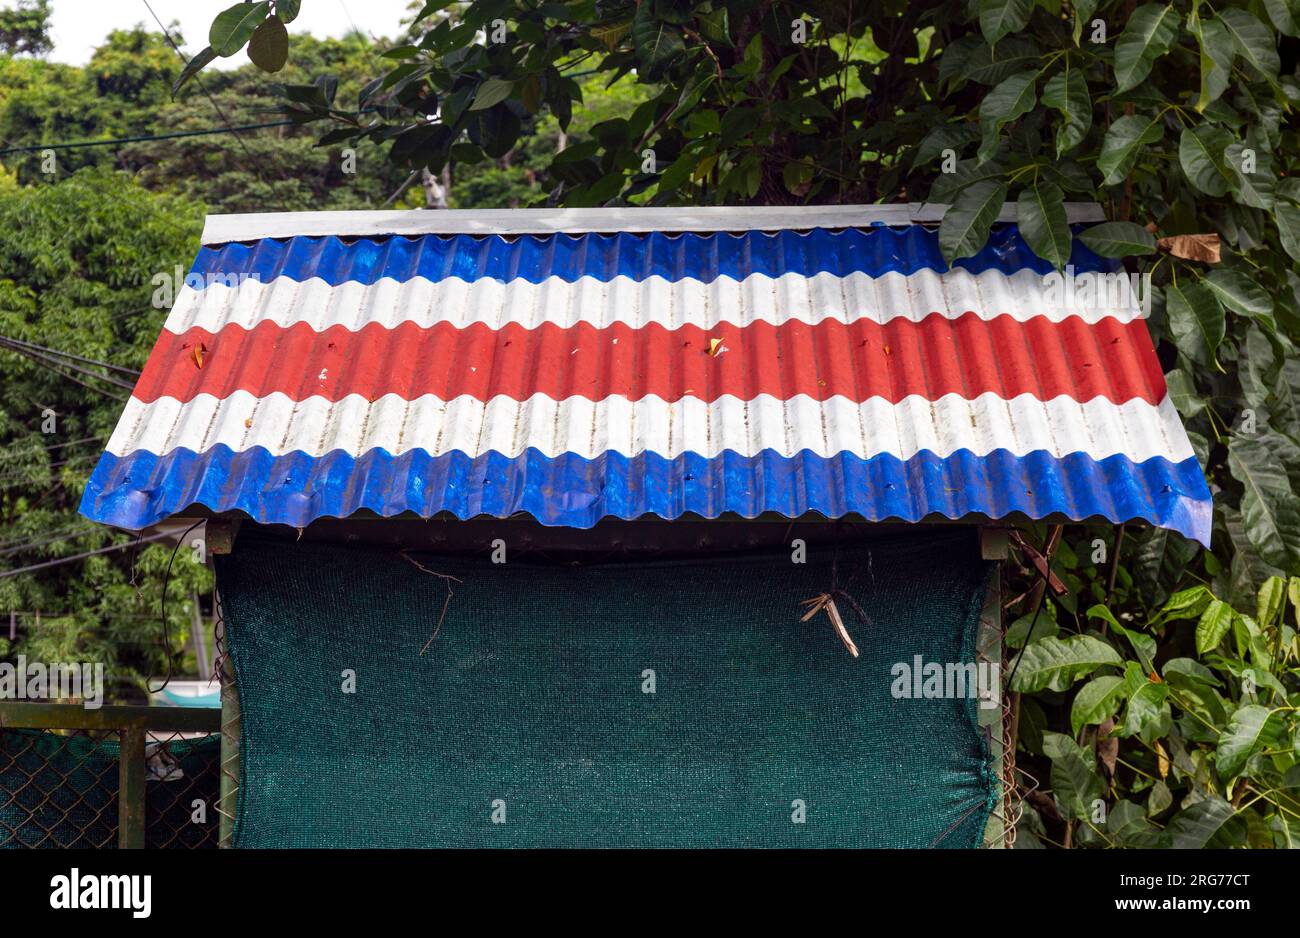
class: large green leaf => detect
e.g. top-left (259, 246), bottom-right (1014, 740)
top-left (210, 1), bottom-right (271, 57)
top-left (1166, 282), bottom-right (1225, 368)
top-left (1071, 675), bottom-right (1125, 735)
top-left (1218, 8), bottom-right (1281, 77)
top-left (172, 46), bottom-right (217, 96)
top-left (1229, 434), bottom-right (1300, 568)
top-left (631, 5), bottom-right (685, 79)
top-left (1276, 200), bottom-right (1300, 263)
top-left (929, 157), bottom-right (1005, 203)
top-left (469, 77), bottom-right (514, 111)
top-left (1077, 221), bottom-right (1156, 257)
top-left (1088, 604), bottom-right (1157, 669)
top-left (1114, 4), bottom-right (1181, 92)
top-left (1190, 16), bottom-right (1234, 111)
top-left (914, 124), bottom-right (980, 169)
top-left (247, 14), bottom-right (288, 73)
top-left (978, 71), bottom-right (1037, 161)
top-left (1120, 681), bottom-right (1172, 744)
top-left (1256, 575), bottom-right (1287, 627)
top-left (1178, 125), bottom-right (1234, 197)
top-left (1166, 798), bottom-right (1246, 847)
top-left (1017, 181), bottom-right (1071, 268)
top-left (1264, 0), bottom-right (1300, 35)
top-left (1204, 269), bottom-right (1274, 318)
top-left (1009, 634), bottom-right (1123, 693)
top-left (1217, 705), bottom-right (1285, 779)
top-left (939, 178), bottom-right (1007, 264)
top-left (1165, 369), bottom-right (1207, 420)
top-left (1041, 66), bottom-right (1091, 155)
top-left (979, 0), bottom-right (1034, 44)
top-left (1109, 799), bottom-right (1167, 846)
top-left (1098, 113), bottom-right (1164, 185)
top-left (1196, 599), bottom-right (1234, 654)
top-left (1225, 142), bottom-right (1276, 209)
top-left (961, 37), bottom-right (1042, 86)
top-left (1043, 732), bottom-right (1104, 820)
top-left (1155, 585), bottom-right (1214, 623)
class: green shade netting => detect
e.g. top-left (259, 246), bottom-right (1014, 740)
top-left (218, 529), bottom-right (996, 848)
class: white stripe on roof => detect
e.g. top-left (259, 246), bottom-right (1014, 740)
top-left (162, 266), bottom-right (1142, 335)
top-left (107, 391), bottom-right (1192, 464)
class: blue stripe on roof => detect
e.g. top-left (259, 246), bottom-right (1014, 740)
top-left (189, 224), bottom-right (1117, 288)
top-left (80, 445), bottom-right (1211, 545)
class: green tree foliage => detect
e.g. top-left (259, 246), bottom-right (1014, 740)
top-left (0, 12), bottom-right (659, 702)
top-left (0, 24), bottom-right (409, 211)
top-left (0, 0), bottom-right (50, 57)
top-left (0, 169), bottom-right (212, 699)
top-left (187, 0), bottom-right (1300, 846)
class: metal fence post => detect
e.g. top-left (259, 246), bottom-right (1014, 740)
top-left (216, 595), bottom-right (241, 849)
top-left (118, 727), bottom-right (146, 849)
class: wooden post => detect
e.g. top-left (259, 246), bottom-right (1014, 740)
top-left (118, 727), bottom-right (146, 849)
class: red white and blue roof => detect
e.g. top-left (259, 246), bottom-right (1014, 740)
top-left (79, 205), bottom-right (1212, 544)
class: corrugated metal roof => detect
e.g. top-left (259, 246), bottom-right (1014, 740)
top-left (79, 207), bottom-right (1212, 543)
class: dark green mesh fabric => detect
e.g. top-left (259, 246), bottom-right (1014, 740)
top-left (0, 729), bottom-right (220, 848)
top-left (219, 529), bottom-right (996, 848)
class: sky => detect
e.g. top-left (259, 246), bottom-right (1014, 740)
top-left (47, 0), bottom-right (417, 67)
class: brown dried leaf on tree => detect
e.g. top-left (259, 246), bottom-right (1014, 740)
top-left (1096, 717), bottom-right (1118, 782)
top-left (1157, 233), bottom-right (1220, 263)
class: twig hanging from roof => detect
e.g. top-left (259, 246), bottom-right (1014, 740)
top-left (399, 551), bottom-right (463, 655)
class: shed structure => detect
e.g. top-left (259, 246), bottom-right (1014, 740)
top-left (78, 205), bottom-right (1212, 848)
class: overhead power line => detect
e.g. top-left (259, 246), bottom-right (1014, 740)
top-left (141, 0), bottom-right (259, 164)
top-left (0, 119), bottom-right (297, 157)
top-left (0, 435), bottom-right (107, 463)
top-left (0, 532), bottom-right (172, 580)
top-left (0, 527), bottom-right (98, 558)
top-left (0, 334), bottom-right (137, 398)
top-left (0, 334), bottom-right (139, 377)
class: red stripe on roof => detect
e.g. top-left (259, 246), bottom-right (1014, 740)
top-left (132, 314), bottom-right (1168, 406)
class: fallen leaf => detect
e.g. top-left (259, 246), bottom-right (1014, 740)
top-left (707, 337), bottom-right (726, 357)
top-left (244, 418), bottom-right (252, 429)
top-left (1157, 233), bottom-right (1220, 264)
top-left (191, 343), bottom-right (206, 368)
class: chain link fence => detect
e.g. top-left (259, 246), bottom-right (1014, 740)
top-left (0, 704), bottom-right (221, 849)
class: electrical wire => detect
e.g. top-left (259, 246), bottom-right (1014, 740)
top-left (0, 453), bottom-right (99, 485)
top-left (0, 119), bottom-right (297, 157)
top-left (0, 532), bottom-right (171, 580)
top-left (142, 0), bottom-right (257, 163)
top-left (0, 334), bottom-right (139, 376)
top-left (0, 529), bottom-right (97, 557)
top-left (0, 434), bottom-right (106, 462)
top-left (0, 336), bottom-right (135, 398)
